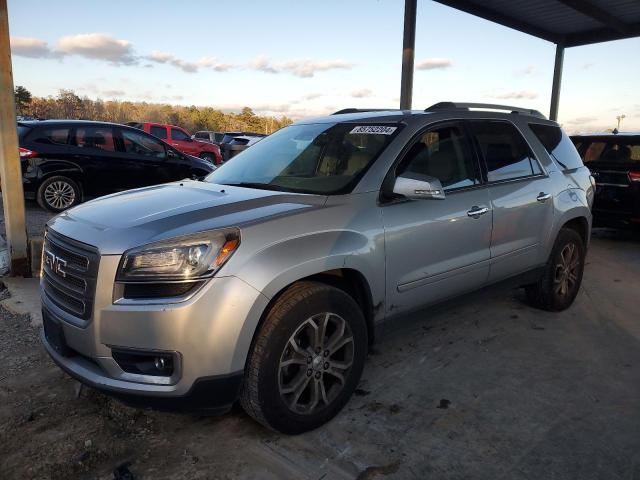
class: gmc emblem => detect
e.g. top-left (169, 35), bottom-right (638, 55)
top-left (44, 250), bottom-right (67, 278)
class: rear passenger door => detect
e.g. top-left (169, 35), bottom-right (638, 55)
top-left (70, 125), bottom-right (123, 196)
top-left (470, 120), bottom-right (554, 282)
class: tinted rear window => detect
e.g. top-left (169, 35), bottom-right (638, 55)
top-left (579, 139), bottom-right (640, 164)
top-left (17, 125), bottom-right (31, 139)
top-left (470, 120), bottom-right (540, 182)
top-left (31, 127), bottom-right (71, 145)
top-left (529, 124), bottom-right (583, 171)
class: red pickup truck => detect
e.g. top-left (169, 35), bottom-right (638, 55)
top-left (128, 122), bottom-right (222, 165)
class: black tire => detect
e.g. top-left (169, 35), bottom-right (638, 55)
top-left (525, 228), bottom-right (586, 311)
top-left (240, 281), bottom-right (368, 434)
top-left (37, 176), bottom-right (81, 212)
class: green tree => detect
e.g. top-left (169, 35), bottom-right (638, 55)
top-left (14, 85), bottom-right (32, 115)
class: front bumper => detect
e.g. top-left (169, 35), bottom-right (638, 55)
top-left (40, 254), bottom-right (270, 411)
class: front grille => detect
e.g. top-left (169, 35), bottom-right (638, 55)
top-left (42, 229), bottom-right (99, 321)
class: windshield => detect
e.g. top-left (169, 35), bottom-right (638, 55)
top-left (206, 123), bottom-right (399, 195)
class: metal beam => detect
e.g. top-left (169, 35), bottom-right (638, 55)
top-left (433, 0), bottom-right (561, 44)
top-left (556, 0), bottom-right (630, 34)
top-left (549, 43), bottom-right (565, 122)
top-left (0, 0), bottom-right (29, 276)
top-left (565, 22), bottom-right (640, 47)
top-left (400, 0), bottom-right (417, 110)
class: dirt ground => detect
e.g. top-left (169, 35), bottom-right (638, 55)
top-left (0, 222), bottom-right (639, 479)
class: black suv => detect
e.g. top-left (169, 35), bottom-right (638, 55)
top-left (18, 120), bottom-right (214, 212)
top-left (571, 132), bottom-right (640, 229)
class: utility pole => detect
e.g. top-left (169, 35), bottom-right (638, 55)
top-left (616, 114), bottom-right (625, 130)
top-left (0, 0), bottom-right (29, 276)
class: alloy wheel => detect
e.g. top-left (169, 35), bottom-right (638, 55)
top-left (44, 181), bottom-right (76, 210)
top-left (278, 312), bottom-right (354, 415)
top-left (553, 242), bottom-right (581, 298)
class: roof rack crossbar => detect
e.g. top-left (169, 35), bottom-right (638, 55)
top-left (425, 102), bottom-right (546, 119)
top-left (332, 108), bottom-right (399, 115)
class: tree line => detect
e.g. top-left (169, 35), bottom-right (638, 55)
top-left (14, 86), bottom-right (293, 135)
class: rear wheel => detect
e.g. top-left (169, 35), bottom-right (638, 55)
top-left (37, 176), bottom-right (81, 212)
top-left (525, 228), bottom-right (585, 311)
top-left (240, 281), bottom-right (367, 434)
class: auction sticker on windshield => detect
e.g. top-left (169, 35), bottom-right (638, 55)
top-left (350, 126), bottom-right (397, 135)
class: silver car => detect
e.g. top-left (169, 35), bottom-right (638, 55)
top-left (41, 103), bottom-right (594, 434)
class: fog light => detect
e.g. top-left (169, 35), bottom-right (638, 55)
top-left (112, 349), bottom-right (175, 377)
top-left (154, 356), bottom-right (169, 371)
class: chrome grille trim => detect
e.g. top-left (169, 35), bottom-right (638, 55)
top-left (42, 229), bottom-right (99, 321)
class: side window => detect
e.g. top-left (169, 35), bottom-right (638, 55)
top-left (73, 127), bottom-right (116, 152)
top-left (150, 125), bottom-right (167, 139)
top-left (529, 123), bottom-right (583, 170)
top-left (195, 132), bottom-right (206, 139)
top-left (171, 128), bottom-right (191, 141)
top-left (120, 129), bottom-right (166, 159)
top-left (397, 123), bottom-right (479, 190)
top-left (471, 121), bottom-right (539, 182)
top-left (32, 128), bottom-right (70, 145)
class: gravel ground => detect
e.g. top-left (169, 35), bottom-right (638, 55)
top-left (0, 199), bottom-right (639, 479)
top-left (0, 199), bottom-right (54, 240)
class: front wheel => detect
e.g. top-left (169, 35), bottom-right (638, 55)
top-left (525, 228), bottom-right (586, 311)
top-left (37, 176), bottom-right (81, 212)
top-left (240, 281), bottom-right (367, 434)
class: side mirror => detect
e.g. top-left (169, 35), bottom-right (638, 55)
top-left (393, 173), bottom-right (445, 200)
top-left (167, 148), bottom-right (178, 159)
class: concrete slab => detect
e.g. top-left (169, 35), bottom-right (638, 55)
top-left (0, 276), bottom-right (41, 326)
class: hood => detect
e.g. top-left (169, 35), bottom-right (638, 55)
top-left (48, 180), bottom-right (326, 254)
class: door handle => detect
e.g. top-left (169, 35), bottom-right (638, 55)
top-left (537, 192), bottom-right (552, 202)
top-left (467, 206), bottom-right (489, 218)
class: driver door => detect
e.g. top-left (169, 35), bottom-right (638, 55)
top-left (382, 121), bottom-right (493, 315)
top-left (170, 127), bottom-right (198, 155)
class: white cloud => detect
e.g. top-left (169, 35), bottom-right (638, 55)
top-left (416, 58), bottom-right (452, 70)
top-left (56, 33), bottom-right (137, 65)
top-left (10, 37), bottom-right (57, 58)
top-left (515, 65), bottom-right (535, 76)
top-left (250, 56), bottom-right (353, 77)
top-left (351, 88), bottom-right (373, 98)
top-left (147, 51), bottom-right (236, 73)
top-left (492, 90), bottom-right (538, 100)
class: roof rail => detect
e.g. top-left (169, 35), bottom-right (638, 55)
top-left (425, 102), bottom-right (546, 119)
top-left (332, 108), bottom-right (399, 115)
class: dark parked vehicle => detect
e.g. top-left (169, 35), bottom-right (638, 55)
top-left (219, 132), bottom-right (266, 162)
top-left (571, 132), bottom-right (640, 229)
top-left (19, 120), bottom-right (214, 212)
top-left (193, 131), bottom-right (224, 144)
top-left (127, 122), bottom-right (222, 165)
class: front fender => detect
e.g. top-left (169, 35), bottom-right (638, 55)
top-left (234, 229), bottom-right (385, 315)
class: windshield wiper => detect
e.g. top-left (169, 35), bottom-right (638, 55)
top-left (222, 182), bottom-right (298, 193)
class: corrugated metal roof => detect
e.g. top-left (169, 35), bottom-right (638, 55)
top-left (434, 0), bottom-right (640, 46)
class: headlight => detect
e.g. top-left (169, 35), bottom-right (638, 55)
top-left (116, 229), bottom-right (240, 282)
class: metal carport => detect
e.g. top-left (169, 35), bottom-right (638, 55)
top-left (1, 0), bottom-right (640, 274)
top-left (400, 0), bottom-right (640, 119)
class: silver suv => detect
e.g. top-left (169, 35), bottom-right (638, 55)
top-left (41, 103), bottom-right (594, 434)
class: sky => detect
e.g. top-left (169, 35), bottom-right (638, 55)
top-left (7, 0), bottom-right (640, 133)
